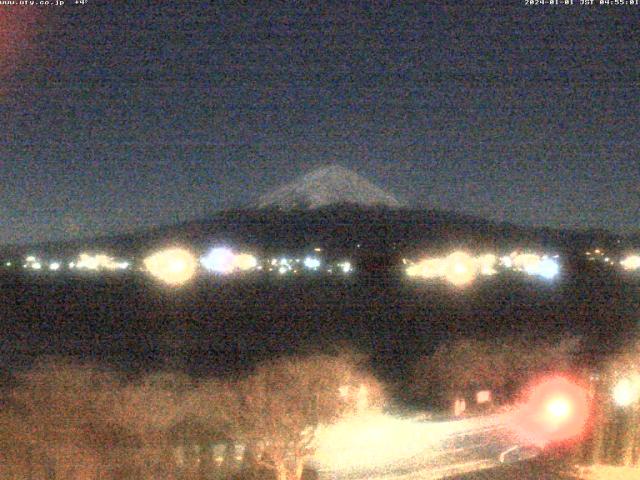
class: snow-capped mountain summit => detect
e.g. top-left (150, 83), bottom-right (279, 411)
top-left (256, 165), bottom-right (405, 209)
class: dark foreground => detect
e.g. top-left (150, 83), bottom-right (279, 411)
top-left (0, 265), bottom-right (638, 382)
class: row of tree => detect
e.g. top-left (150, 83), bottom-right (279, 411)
top-left (408, 335), bottom-right (581, 409)
top-left (0, 352), bottom-right (385, 480)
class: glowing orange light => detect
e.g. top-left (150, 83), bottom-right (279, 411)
top-left (513, 253), bottom-right (542, 271)
top-left (511, 376), bottom-right (590, 446)
top-left (418, 258), bottom-right (444, 279)
top-left (233, 253), bottom-right (258, 271)
top-left (143, 247), bottom-right (198, 286)
top-left (477, 254), bottom-right (497, 276)
top-left (405, 264), bottom-right (420, 277)
top-left (443, 251), bottom-right (477, 286)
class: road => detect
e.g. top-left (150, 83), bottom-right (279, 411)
top-left (308, 410), bottom-right (537, 480)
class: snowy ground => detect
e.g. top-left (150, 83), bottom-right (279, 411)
top-left (309, 411), bottom-right (524, 480)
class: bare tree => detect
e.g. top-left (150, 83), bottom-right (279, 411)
top-left (229, 353), bottom-right (386, 480)
top-left (108, 370), bottom-right (193, 479)
top-left (179, 378), bottom-right (242, 478)
top-left (6, 358), bottom-right (120, 480)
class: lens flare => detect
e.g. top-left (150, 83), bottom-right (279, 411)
top-left (144, 247), bottom-right (198, 286)
top-left (511, 376), bottom-right (590, 446)
top-left (200, 247), bottom-right (236, 274)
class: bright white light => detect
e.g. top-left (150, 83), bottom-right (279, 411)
top-left (31, 262), bottom-right (42, 270)
top-left (69, 262), bottom-right (75, 269)
top-left (613, 377), bottom-right (640, 407)
top-left (528, 258), bottom-right (560, 280)
top-left (25, 255), bottom-right (36, 262)
top-left (500, 256), bottom-right (513, 268)
top-left (5, 262), bottom-right (11, 267)
top-left (476, 390), bottom-right (492, 404)
top-left (406, 264), bottom-right (419, 277)
top-left (49, 262), bottom-right (61, 271)
top-left (304, 257), bottom-right (321, 270)
top-left (278, 266), bottom-right (288, 275)
top-left (76, 254), bottom-right (100, 270)
top-left (200, 247), bottom-right (235, 274)
top-left (621, 255), bottom-right (640, 271)
top-left (339, 261), bottom-right (352, 274)
top-left (545, 396), bottom-right (572, 421)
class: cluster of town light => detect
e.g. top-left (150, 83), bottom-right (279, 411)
top-left (71, 253), bottom-right (130, 271)
top-left (585, 248), bottom-right (616, 266)
top-left (140, 246), bottom-right (355, 286)
top-left (405, 250), bottom-right (560, 285)
top-left (23, 255), bottom-right (44, 270)
top-left (21, 253), bottom-right (130, 272)
top-left (405, 251), bottom-right (490, 286)
top-left (8, 246), bottom-right (355, 288)
top-left (584, 248), bottom-right (640, 272)
top-left (24, 255), bottom-right (64, 271)
top-left (264, 256), bottom-right (351, 275)
top-left (10, 245), bottom-right (638, 288)
top-left (504, 252), bottom-right (560, 280)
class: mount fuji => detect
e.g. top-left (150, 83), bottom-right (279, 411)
top-left (256, 165), bottom-right (405, 210)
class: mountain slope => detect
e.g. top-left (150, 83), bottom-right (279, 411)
top-left (256, 165), bottom-right (405, 209)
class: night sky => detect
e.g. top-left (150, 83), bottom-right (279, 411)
top-left (1, 2), bottom-right (638, 245)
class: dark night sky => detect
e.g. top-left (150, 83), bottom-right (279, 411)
top-left (1, 2), bottom-right (638, 245)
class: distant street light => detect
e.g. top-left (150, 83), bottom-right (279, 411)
top-left (612, 376), bottom-right (640, 408)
